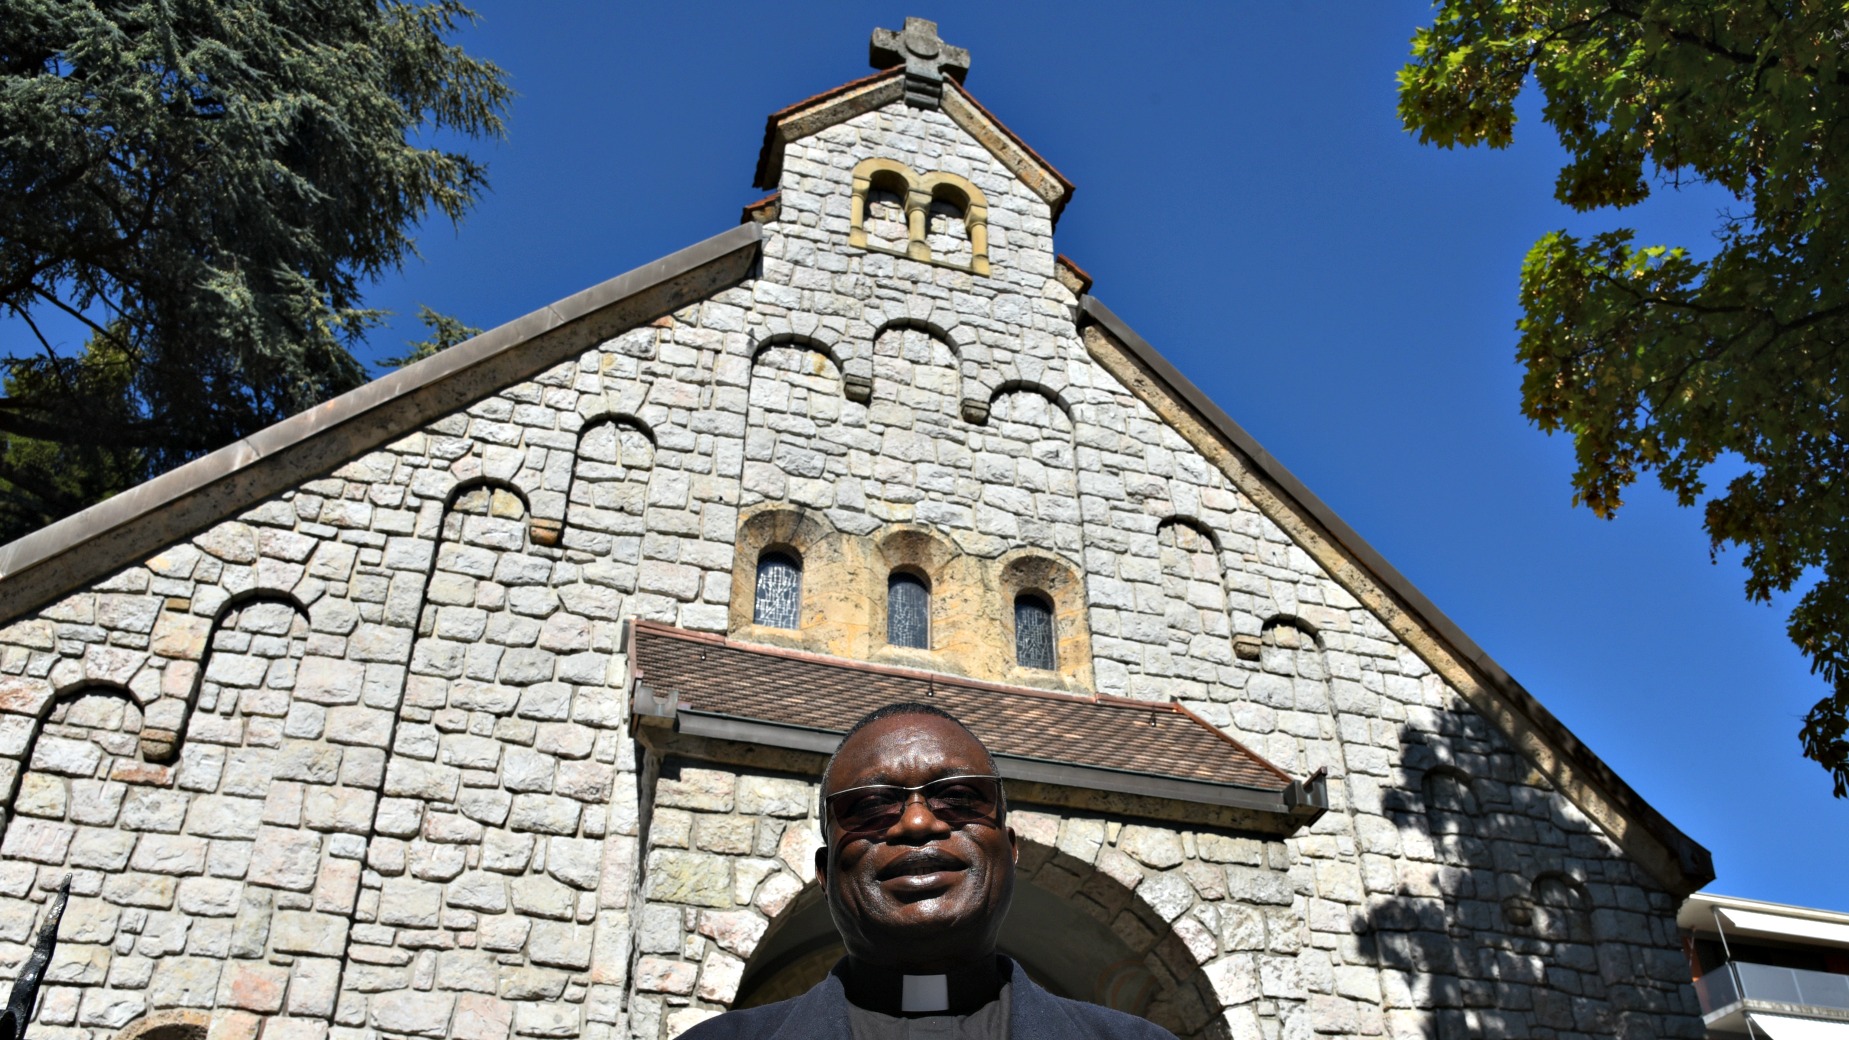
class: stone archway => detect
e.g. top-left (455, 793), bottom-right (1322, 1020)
top-left (729, 886), bottom-right (837, 1009)
top-left (110, 1009), bottom-right (208, 1040)
top-left (1009, 825), bottom-right (1228, 1039)
top-left (730, 880), bottom-right (1146, 1009)
top-left (729, 830), bottom-right (1231, 1039)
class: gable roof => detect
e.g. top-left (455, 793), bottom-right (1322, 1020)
top-left (627, 619), bottom-right (1324, 828)
top-left (752, 70), bottom-right (1075, 222)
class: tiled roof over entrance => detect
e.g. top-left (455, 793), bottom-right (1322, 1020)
top-left (626, 620), bottom-right (1297, 794)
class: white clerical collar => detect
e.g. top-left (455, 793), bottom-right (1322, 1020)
top-left (900, 975), bottom-right (949, 1013)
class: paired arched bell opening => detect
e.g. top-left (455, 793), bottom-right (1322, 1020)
top-left (848, 158), bottom-right (990, 274)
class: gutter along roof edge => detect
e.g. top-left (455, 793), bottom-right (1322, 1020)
top-left (664, 709), bottom-right (1313, 818)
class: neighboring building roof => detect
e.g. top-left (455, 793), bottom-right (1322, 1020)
top-left (752, 69), bottom-right (1074, 222)
top-left (626, 620), bottom-right (1322, 821)
top-left (1679, 892), bottom-right (1849, 1036)
top-left (1682, 893), bottom-right (1849, 947)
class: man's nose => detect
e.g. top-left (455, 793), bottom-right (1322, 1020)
top-left (895, 791), bottom-right (951, 835)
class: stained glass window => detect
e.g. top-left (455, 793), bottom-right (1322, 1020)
top-left (1015, 594), bottom-right (1055, 670)
top-left (754, 553), bottom-right (802, 629)
top-left (888, 572), bottom-right (930, 649)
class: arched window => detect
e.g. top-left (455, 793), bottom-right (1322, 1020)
top-left (887, 572), bottom-right (930, 649)
top-left (1532, 873), bottom-right (1591, 913)
top-left (1015, 593), bottom-right (1055, 670)
top-left (1420, 766), bottom-right (1477, 835)
top-left (754, 552), bottom-right (802, 629)
top-left (1529, 872), bottom-right (1594, 942)
top-left (864, 171), bottom-right (911, 254)
top-left (925, 188), bottom-right (971, 267)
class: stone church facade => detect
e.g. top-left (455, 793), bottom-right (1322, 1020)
top-left (0, 18), bottom-right (1712, 1040)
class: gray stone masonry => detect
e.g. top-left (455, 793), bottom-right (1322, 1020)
top-left (0, 55), bottom-right (1699, 1040)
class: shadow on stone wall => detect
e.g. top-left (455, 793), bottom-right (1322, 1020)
top-left (1354, 714), bottom-right (1702, 1040)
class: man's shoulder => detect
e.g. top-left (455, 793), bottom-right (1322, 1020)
top-left (676, 998), bottom-right (799, 1039)
top-left (1012, 972), bottom-right (1179, 1040)
top-left (1035, 992), bottom-right (1178, 1039)
top-left (678, 965), bottom-right (1178, 1040)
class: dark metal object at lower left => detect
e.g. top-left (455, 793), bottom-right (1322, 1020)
top-left (0, 876), bottom-right (71, 1040)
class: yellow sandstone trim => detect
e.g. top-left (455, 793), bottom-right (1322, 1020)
top-left (847, 158), bottom-right (989, 275)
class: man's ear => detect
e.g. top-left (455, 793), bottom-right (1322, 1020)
top-left (1008, 826), bottom-right (1019, 864)
top-left (813, 842), bottom-right (829, 883)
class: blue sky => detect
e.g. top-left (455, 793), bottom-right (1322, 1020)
top-left (346, 3), bottom-right (1842, 910)
top-left (14, 4), bottom-right (1843, 910)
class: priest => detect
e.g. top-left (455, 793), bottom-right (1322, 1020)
top-left (683, 702), bottom-right (1177, 1039)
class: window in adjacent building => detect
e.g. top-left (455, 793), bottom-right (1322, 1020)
top-left (754, 552), bottom-right (802, 629)
top-left (888, 572), bottom-right (930, 649)
top-left (1015, 593), bottom-right (1055, 669)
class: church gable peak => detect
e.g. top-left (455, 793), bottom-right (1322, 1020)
top-left (752, 19), bottom-right (1074, 224)
top-left (869, 16), bottom-right (969, 108)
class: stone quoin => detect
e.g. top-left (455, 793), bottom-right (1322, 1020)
top-left (0, 16), bottom-right (1711, 1040)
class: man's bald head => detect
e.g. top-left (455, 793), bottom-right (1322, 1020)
top-left (819, 702), bottom-right (999, 804)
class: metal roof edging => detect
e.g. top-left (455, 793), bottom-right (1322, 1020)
top-left (0, 222), bottom-right (764, 624)
top-left (670, 708), bottom-right (1319, 819)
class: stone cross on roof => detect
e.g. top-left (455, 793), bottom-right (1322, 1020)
top-left (870, 17), bottom-right (969, 109)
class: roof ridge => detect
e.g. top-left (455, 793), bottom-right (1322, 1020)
top-left (943, 79), bottom-right (1075, 218)
top-left (753, 69), bottom-right (905, 190)
top-left (766, 67), bottom-right (902, 123)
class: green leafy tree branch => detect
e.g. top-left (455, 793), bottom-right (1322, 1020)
top-left (1400, 0), bottom-right (1849, 794)
top-left (381, 304), bottom-right (483, 368)
top-left (0, 0), bottom-right (509, 540)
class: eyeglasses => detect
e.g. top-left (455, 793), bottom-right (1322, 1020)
top-left (824, 774), bottom-right (1005, 834)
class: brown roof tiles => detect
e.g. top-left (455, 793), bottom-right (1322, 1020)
top-left (628, 621), bottom-right (1294, 793)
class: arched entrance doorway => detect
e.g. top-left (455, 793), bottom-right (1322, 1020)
top-left (734, 873), bottom-right (1172, 1027)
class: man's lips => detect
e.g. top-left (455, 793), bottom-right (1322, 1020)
top-left (876, 847), bottom-right (968, 887)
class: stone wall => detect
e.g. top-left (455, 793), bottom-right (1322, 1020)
top-left (0, 76), bottom-right (1701, 1040)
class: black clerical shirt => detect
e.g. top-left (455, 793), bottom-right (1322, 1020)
top-left (846, 980), bottom-right (1010, 1040)
top-left (679, 955), bottom-right (1179, 1040)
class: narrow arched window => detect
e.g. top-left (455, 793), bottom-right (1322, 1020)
top-left (754, 552), bottom-right (802, 629)
top-left (887, 572), bottom-right (930, 649)
top-left (864, 171), bottom-right (910, 253)
top-left (1015, 593), bottom-right (1055, 669)
top-left (925, 189), bottom-right (971, 266)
